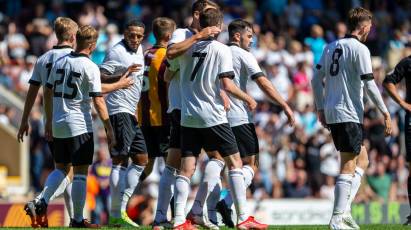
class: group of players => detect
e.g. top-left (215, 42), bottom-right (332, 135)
top-left (14, 0), bottom-right (411, 229)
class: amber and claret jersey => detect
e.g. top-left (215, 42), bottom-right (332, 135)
top-left (138, 45), bottom-right (169, 127)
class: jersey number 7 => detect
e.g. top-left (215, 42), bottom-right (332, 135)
top-left (191, 52), bottom-right (207, 81)
top-left (53, 69), bottom-right (81, 99)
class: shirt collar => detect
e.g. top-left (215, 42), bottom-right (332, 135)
top-left (70, 51), bottom-right (89, 58)
top-left (121, 39), bottom-right (138, 53)
top-left (344, 34), bottom-right (360, 41)
top-left (227, 42), bottom-right (240, 47)
top-left (53, 45), bottom-right (72, 49)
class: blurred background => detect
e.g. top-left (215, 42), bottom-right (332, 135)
top-left (0, 0), bottom-right (411, 226)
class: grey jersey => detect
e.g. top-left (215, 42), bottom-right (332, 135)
top-left (167, 28), bottom-right (195, 112)
top-left (180, 39), bottom-right (234, 128)
top-left (100, 40), bottom-right (144, 116)
top-left (29, 45), bottom-right (73, 86)
top-left (227, 44), bottom-right (264, 127)
top-left (312, 35), bottom-right (377, 124)
top-left (46, 52), bottom-right (102, 138)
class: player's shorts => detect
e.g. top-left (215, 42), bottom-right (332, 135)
top-left (181, 123), bottom-right (239, 157)
top-left (47, 140), bottom-right (54, 157)
top-left (169, 109), bottom-right (181, 149)
top-left (141, 125), bottom-right (170, 158)
top-left (53, 132), bottom-right (94, 166)
top-left (328, 122), bottom-right (363, 154)
top-left (231, 123), bottom-right (259, 158)
top-left (404, 112), bottom-right (411, 161)
top-left (109, 112), bottom-right (147, 157)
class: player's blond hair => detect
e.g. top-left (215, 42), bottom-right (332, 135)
top-left (54, 17), bottom-right (78, 42)
top-left (76, 25), bottom-right (98, 50)
top-left (152, 17), bottom-right (176, 41)
top-left (347, 7), bottom-right (373, 32)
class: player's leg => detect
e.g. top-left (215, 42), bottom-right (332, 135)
top-left (154, 119), bottom-right (179, 227)
top-left (403, 112), bottom-right (411, 225)
top-left (68, 132), bottom-right (99, 228)
top-left (119, 116), bottom-right (149, 227)
top-left (173, 126), bottom-right (201, 229)
top-left (108, 113), bottom-right (129, 224)
top-left (328, 122), bottom-right (362, 230)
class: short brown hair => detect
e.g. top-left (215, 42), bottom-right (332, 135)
top-left (347, 7), bottom-right (373, 32)
top-left (199, 8), bottom-right (223, 29)
top-left (152, 17), bottom-right (176, 40)
top-left (228, 19), bottom-right (253, 38)
top-left (76, 25), bottom-right (98, 50)
top-left (192, 0), bottom-right (219, 15)
top-left (54, 17), bottom-right (78, 42)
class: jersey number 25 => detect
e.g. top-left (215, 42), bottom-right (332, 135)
top-left (53, 69), bottom-right (80, 99)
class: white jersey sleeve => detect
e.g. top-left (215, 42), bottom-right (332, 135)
top-left (356, 45), bottom-right (373, 80)
top-left (87, 65), bottom-right (102, 96)
top-left (312, 48), bottom-right (327, 110)
top-left (99, 49), bottom-right (123, 75)
top-left (29, 59), bottom-right (49, 86)
top-left (169, 28), bottom-right (192, 45)
top-left (217, 46), bottom-right (234, 78)
top-left (243, 51), bottom-right (264, 80)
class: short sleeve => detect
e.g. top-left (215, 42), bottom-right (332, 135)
top-left (217, 46), bottom-right (235, 79)
top-left (315, 47), bottom-right (326, 74)
top-left (99, 50), bottom-right (123, 75)
top-left (384, 58), bottom-right (410, 84)
top-left (243, 52), bottom-right (264, 80)
top-left (28, 60), bottom-right (43, 86)
top-left (168, 29), bottom-right (188, 46)
top-left (88, 65), bottom-right (102, 97)
top-left (357, 45), bottom-right (374, 80)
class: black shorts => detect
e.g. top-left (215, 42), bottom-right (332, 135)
top-left (47, 140), bottom-right (54, 157)
top-left (328, 122), bottom-right (363, 154)
top-left (169, 109), bottom-right (181, 149)
top-left (109, 113), bottom-right (147, 157)
top-left (53, 132), bottom-right (94, 166)
top-left (181, 123), bottom-right (239, 157)
top-left (232, 123), bottom-right (259, 158)
top-left (141, 125), bottom-right (170, 158)
top-left (405, 113), bottom-right (411, 161)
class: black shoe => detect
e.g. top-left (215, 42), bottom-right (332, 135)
top-left (216, 200), bottom-right (234, 228)
top-left (404, 215), bottom-right (411, 225)
top-left (70, 219), bottom-right (100, 228)
top-left (24, 199), bottom-right (48, 228)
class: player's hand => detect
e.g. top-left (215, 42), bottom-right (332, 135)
top-left (400, 101), bottom-right (411, 113)
top-left (118, 73), bottom-right (134, 89)
top-left (45, 121), bottom-right (53, 141)
top-left (106, 128), bottom-right (117, 150)
top-left (126, 64), bottom-right (142, 75)
top-left (317, 110), bottom-right (328, 128)
top-left (220, 90), bottom-right (231, 111)
top-left (283, 105), bottom-right (295, 127)
top-left (246, 97), bottom-right (257, 111)
top-left (17, 120), bottom-right (29, 143)
top-left (383, 112), bottom-right (392, 136)
top-left (197, 26), bottom-right (221, 40)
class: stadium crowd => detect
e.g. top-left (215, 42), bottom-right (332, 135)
top-left (1, 0), bottom-right (411, 225)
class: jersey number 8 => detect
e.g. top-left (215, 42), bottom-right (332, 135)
top-left (53, 69), bottom-right (81, 99)
top-left (330, 48), bottom-right (343, 76)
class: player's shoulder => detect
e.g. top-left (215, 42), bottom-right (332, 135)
top-left (173, 28), bottom-right (192, 36)
top-left (210, 40), bottom-right (230, 53)
top-left (396, 55), bottom-right (411, 69)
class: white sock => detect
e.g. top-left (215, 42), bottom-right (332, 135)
top-left (64, 182), bottom-right (73, 218)
top-left (242, 165), bottom-right (255, 188)
top-left (229, 169), bottom-right (248, 222)
top-left (36, 169), bottom-right (66, 204)
top-left (154, 165), bottom-right (177, 223)
top-left (223, 165), bottom-right (254, 209)
top-left (72, 174), bottom-right (87, 222)
top-left (207, 178), bottom-right (221, 224)
top-left (121, 164), bottom-right (144, 212)
top-left (110, 165), bottom-right (126, 218)
top-left (345, 167), bottom-right (364, 214)
top-left (333, 174), bottom-right (353, 215)
top-left (191, 159), bottom-right (224, 216)
top-left (49, 175), bottom-right (70, 201)
top-left (174, 175), bottom-right (190, 226)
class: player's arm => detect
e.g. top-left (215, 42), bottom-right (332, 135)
top-left (93, 96), bottom-right (116, 149)
top-left (255, 76), bottom-right (295, 126)
top-left (17, 84), bottom-right (40, 142)
top-left (43, 83), bottom-right (54, 141)
top-left (311, 51), bottom-right (327, 127)
top-left (383, 60), bottom-right (411, 111)
top-left (100, 64), bottom-right (141, 93)
top-left (166, 27), bottom-right (221, 60)
top-left (164, 68), bottom-right (177, 82)
top-left (221, 76), bottom-right (256, 111)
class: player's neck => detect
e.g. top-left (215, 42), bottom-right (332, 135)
top-left (154, 41), bottom-right (168, 48)
top-left (228, 41), bottom-right (240, 47)
top-left (189, 21), bottom-right (200, 33)
top-left (56, 41), bottom-right (73, 48)
top-left (349, 31), bottom-right (361, 41)
top-left (74, 49), bottom-right (90, 57)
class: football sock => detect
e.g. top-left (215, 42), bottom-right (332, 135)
top-left (191, 159), bottom-right (224, 216)
top-left (333, 174), bottom-right (353, 215)
top-left (223, 165), bottom-right (255, 208)
top-left (229, 168), bottom-right (248, 222)
top-left (121, 164), bottom-right (144, 212)
top-left (72, 174), bottom-right (87, 222)
top-left (174, 175), bottom-right (190, 226)
top-left (346, 167), bottom-right (364, 213)
top-left (36, 169), bottom-right (66, 204)
top-left (64, 182), bottom-right (74, 218)
top-left (408, 174), bottom-right (411, 212)
top-left (208, 178), bottom-right (222, 224)
top-left (154, 165), bottom-right (177, 223)
top-left (110, 165), bottom-right (126, 218)
top-left (49, 175), bottom-right (70, 200)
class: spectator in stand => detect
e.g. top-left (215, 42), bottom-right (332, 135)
top-left (5, 22), bottom-right (29, 64)
top-left (367, 162), bottom-right (393, 201)
top-left (304, 24), bottom-right (326, 64)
